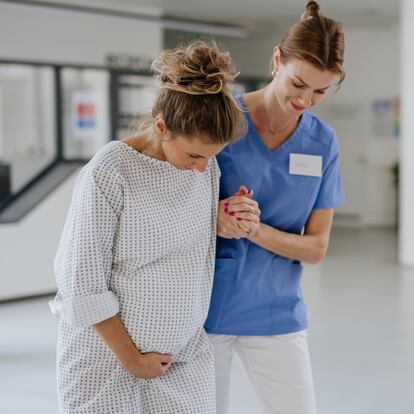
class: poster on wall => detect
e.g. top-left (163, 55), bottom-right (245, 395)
top-left (371, 97), bottom-right (400, 139)
top-left (72, 90), bottom-right (99, 140)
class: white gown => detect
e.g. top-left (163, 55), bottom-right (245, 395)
top-left (49, 141), bottom-right (220, 413)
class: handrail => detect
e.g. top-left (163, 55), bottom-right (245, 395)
top-left (0, 160), bottom-right (84, 223)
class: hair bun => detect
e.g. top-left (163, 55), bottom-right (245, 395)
top-left (301, 0), bottom-right (320, 21)
top-left (152, 40), bottom-right (238, 95)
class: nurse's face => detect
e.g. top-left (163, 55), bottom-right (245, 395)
top-left (272, 47), bottom-right (336, 116)
top-left (154, 116), bottom-right (226, 173)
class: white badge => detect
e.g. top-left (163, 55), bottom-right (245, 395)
top-left (289, 153), bottom-right (323, 177)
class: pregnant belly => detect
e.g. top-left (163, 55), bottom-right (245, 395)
top-left (116, 284), bottom-right (208, 360)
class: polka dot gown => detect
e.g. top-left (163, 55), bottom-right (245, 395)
top-left (49, 141), bottom-right (220, 413)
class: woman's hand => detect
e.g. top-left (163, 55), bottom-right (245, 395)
top-left (217, 185), bottom-right (261, 239)
top-left (94, 315), bottom-right (174, 380)
top-left (123, 352), bottom-right (175, 379)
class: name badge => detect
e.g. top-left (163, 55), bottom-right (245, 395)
top-left (289, 153), bottom-right (322, 177)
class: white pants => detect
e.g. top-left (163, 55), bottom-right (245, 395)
top-left (208, 331), bottom-right (317, 414)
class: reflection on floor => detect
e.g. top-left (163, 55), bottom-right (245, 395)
top-left (1, 228), bottom-right (413, 414)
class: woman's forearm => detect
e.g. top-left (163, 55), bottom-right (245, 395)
top-left (247, 222), bottom-right (328, 264)
top-left (94, 314), bottom-right (142, 370)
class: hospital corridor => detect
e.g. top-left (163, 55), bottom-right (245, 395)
top-left (1, 0), bottom-right (413, 413)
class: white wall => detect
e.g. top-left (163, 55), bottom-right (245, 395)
top-left (399, 0), bottom-right (414, 265)
top-left (0, 2), bottom-right (162, 65)
top-left (0, 171), bottom-right (78, 300)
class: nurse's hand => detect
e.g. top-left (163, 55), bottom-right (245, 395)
top-left (217, 186), bottom-right (261, 239)
top-left (236, 213), bottom-right (261, 238)
top-left (124, 352), bottom-right (175, 379)
top-left (218, 199), bottom-right (250, 239)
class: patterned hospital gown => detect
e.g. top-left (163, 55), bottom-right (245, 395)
top-left (49, 141), bottom-right (220, 413)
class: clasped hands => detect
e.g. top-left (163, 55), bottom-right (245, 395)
top-left (217, 185), bottom-right (261, 239)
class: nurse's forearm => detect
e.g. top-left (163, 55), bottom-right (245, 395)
top-left (248, 222), bottom-right (327, 264)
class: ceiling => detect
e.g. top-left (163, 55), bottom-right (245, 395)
top-left (125, 0), bottom-right (399, 26)
top-left (19, 0), bottom-right (400, 29)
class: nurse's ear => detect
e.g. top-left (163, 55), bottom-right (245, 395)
top-left (272, 47), bottom-right (283, 77)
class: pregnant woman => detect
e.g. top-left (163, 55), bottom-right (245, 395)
top-left (49, 40), bottom-right (245, 413)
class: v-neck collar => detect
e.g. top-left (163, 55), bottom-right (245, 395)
top-left (239, 95), bottom-right (309, 159)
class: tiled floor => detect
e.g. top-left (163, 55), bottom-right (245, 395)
top-left (1, 228), bottom-right (413, 414)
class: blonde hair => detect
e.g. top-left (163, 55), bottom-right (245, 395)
top-left (275, 0), bottom-right (345, 86)
top-left (137, 40), bottom-right (246, 145)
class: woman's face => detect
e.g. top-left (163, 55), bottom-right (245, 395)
top-left (272, 48), bottom-right (336, 116)
top-left (162, 135), bottom-right (226, 173)
top-left (155, 115), bottom-right (226, 172)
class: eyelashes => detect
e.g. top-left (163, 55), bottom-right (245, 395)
top-left (292, 82), bottom-right (305, 89)
top-left (292, 81), bottom-right (326, 95)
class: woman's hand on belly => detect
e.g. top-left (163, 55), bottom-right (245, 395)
top-left (94, 314), bottom-right (175, 379)
top-left (124, 352), bottom-right (175, 379)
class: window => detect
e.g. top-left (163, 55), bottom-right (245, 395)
top-left (0, 64), bottom-right (55, 200)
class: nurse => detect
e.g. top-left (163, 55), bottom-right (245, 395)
top-left (205, 1), bottom-right (345, 413)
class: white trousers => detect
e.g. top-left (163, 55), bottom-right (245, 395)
top-left (208, 331), bottom-right (317, 414)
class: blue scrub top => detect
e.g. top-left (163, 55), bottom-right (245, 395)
top-left (205, 97), bottom-right (345, 336)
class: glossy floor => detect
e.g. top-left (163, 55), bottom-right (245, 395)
top-left (1, 228), bottom-right (413, 414)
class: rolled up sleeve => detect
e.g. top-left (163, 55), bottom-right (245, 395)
top-left (49, 291), bottom-right (119, 328)
top-left (51, 157), bottom-right (123, 328)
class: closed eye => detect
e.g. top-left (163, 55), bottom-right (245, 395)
top-left (292, 81), bottom-right (305, 89)
top-left (292, 78), bottom-right (329, 95)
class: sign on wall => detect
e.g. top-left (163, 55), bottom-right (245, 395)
top-left (71, 90), bottom-right (99, 140)
top-left (371, 97), bottom-right (400, 139)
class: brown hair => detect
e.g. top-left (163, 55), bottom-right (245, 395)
top-left (276, 0), bottom-right (345, 86)
top-left (137, 40), bottom-right (245, 145)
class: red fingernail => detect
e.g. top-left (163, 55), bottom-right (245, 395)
top-left (224, 202), bottom-right (229, 206)
top-left (237, 217), bottom-right (241, 221)
top-left (224, 208), bottom-right (228, 213)
top-left (229, 211), bottom-right (235, 216)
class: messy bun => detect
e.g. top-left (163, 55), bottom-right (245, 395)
top-left (152, 40), bottom-right (238, 95)
top-left (301, 0), bottom-right (320, 20)
top-left (136, 40), bottom-right (246, 146)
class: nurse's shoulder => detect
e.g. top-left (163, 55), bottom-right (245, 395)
top-left (304, 111), bottom-right (339, 153)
